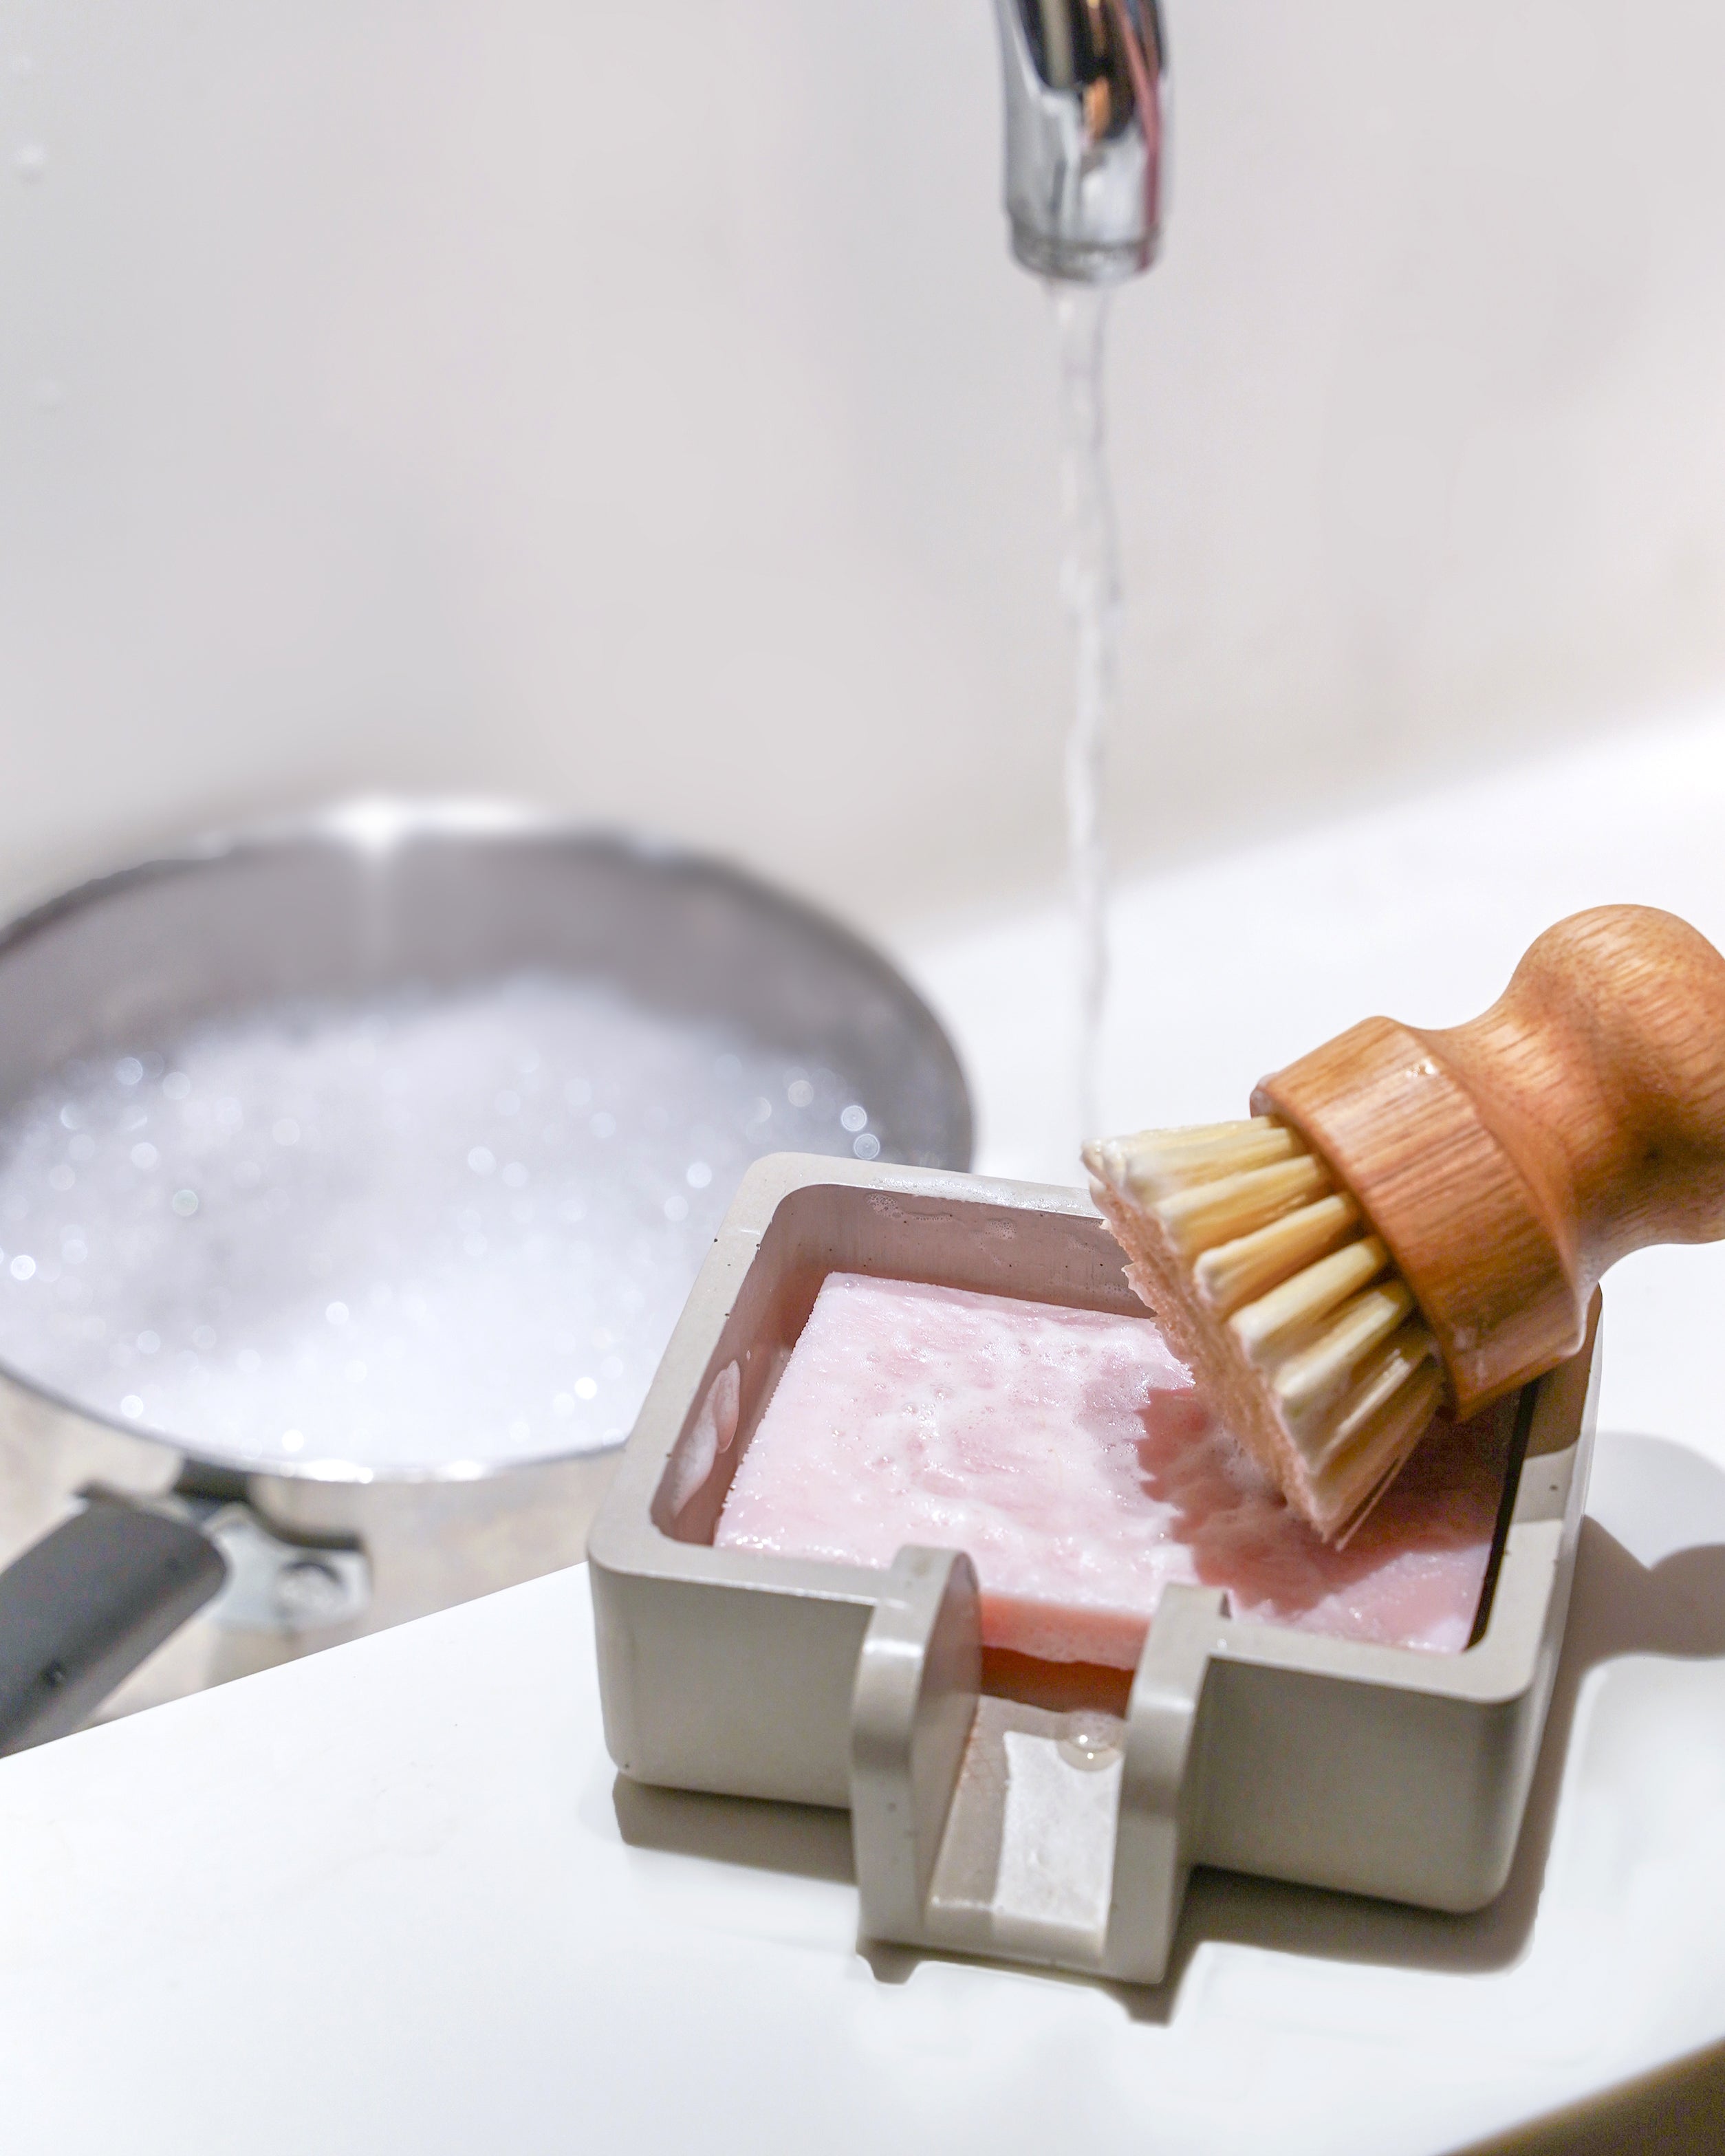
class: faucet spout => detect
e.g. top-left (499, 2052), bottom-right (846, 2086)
top-left (992, 0), bottom-right (1167, 283)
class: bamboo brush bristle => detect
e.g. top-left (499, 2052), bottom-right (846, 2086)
top-left (1083, 1116), bottom-right (1444, 1542)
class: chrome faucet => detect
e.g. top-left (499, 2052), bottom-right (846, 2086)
top-left (992, 0), bottom-right (1167, 283)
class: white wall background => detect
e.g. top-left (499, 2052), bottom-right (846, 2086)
top-left (3, 0), bottom-right (1724, 934)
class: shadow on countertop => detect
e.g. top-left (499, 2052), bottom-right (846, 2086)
top-left (1452, 2037), bottom-right (1725, 2155)
top-left (1123, 1471), bottom-right (1725, 2018)
top-left (611, 1772), bottom-right (854, 1885)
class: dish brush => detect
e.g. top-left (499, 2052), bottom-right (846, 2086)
top-left (1084, 905), bottom-right (1725, 1540)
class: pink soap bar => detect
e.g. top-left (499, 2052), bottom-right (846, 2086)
top-left (713, 1272), bottom-right (1510, 1666)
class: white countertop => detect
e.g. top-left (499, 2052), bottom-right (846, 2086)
top-left (9, 711), bottom-right (1725, 2154)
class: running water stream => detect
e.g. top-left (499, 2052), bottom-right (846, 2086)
top-left (1050, 283), bottom-right (1122, 1144)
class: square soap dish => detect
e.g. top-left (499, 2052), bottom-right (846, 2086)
top-left (588, 1155), bottom-right (1598, 1984)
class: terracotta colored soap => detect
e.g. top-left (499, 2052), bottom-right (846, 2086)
top-left (713, 1272), bottom-right (1512, 1668)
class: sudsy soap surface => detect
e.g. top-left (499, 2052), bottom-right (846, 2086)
top-left (713, 1273), bottom-right (1510, 1667)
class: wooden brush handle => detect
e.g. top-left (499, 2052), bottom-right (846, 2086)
top-left (1432, 906), bottom-right (1725, 1262)
top-left (1254, 906), bottom-right (1725, 1415)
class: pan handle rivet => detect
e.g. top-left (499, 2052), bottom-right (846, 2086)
top-left (274, 1558), bottom-right (348, 1628)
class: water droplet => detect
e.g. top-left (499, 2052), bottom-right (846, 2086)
top-left (171, 1188), bottom-right (199, 1217)
top-left (47, 1164), bottom-right (74, 1193)
top-left (840, 1104), bottom-right (869, 1133)
top-left (163, 1071), bottom-right (192, 1100)
top-left (8, 1254), bottom-right (34, 1281)
top-left (574, 1375), bottom-right (598, 1401)
top-left (272, 1118), bottom-right (300, 1146)
top-left (852, 1133), bottom-right (882, 1160)
top-left (663, 1193), bottom-right (689, 1223)
top-left (115, 1058), bottom-right (143, 1087)
top-left (1058, 1713), bottom-right (1122, 1772)
top-left (786, 1079), bottom-right (814, 1109)
top-left (130, 1142), bottom-right (159, 1170)
top-left (136, 1329), bottom-right (160, 1355)
top-left (325, 1300), bottom-right (349, 1326)
top-left (685, 1160), bottom-right (712, 1189)
top-left (120, 1393), bottom-right (144, 1419)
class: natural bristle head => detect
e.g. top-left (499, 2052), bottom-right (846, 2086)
top-left (1228, 1234), bottom-right (1388, 1355)
top-left (1193, 1193), bottom-right (1358, 1314)
top-left (1090, 1118), bottom-right (1301, 1208)
top-left (1271, 1278), bottom-right (1417, 1419)
top-left (1085, 1112), bottom-right (1448, 1541)
top-left (1153, 1154), bottom-right (1330, 1258)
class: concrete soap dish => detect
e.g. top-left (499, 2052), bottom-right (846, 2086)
top-left (588, 1155), bottom-right (1599, 1985)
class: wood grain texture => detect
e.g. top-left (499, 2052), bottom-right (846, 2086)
top-left (1255, 906), bottom-right (1725, 1414)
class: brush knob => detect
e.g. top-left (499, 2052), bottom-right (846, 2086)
top-left (1253, 905), bottom-right (1725, 1415)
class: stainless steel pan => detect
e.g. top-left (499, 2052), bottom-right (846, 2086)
top-left (0, 801), bottom-right (972, 1747)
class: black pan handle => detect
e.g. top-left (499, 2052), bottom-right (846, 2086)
top-left (0, 1495), bottom-right (227, 1756)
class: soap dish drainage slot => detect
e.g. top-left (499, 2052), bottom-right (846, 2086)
top-left (850, 1545), bottom-right (1223, 1985)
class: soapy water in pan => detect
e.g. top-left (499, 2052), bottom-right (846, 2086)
top-left (0, 976), bottom-right (887, 1472)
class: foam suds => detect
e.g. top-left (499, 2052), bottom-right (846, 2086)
top-left (0, 977), bottom-right (882, 1471)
